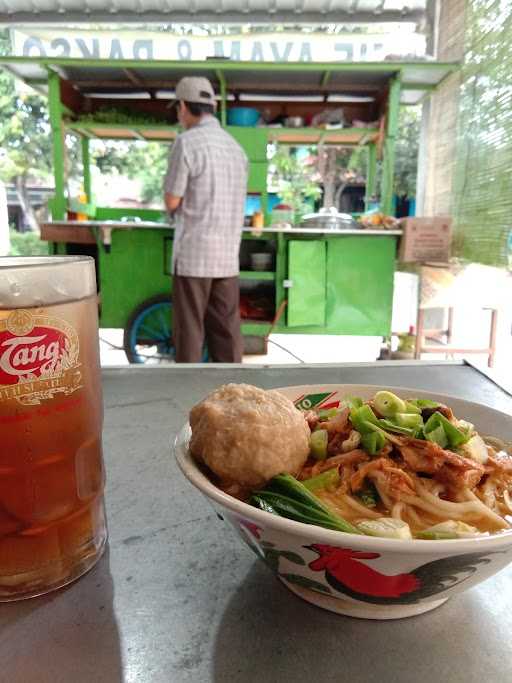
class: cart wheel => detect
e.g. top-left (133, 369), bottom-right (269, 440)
top-left (123, 294), bottom-right (208, 364)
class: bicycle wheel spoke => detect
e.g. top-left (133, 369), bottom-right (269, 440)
top-left (138, 322), bottom-right (166, 341)
top-left (157, 307), bottom-right (171, 336)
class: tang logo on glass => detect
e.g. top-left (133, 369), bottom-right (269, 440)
top-left (0, 310), bottom-right (82, 405)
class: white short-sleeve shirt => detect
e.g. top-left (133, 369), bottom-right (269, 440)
top-left (164, 116), bottom-right (248, 278)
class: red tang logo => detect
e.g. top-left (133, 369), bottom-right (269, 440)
top-left (0, 326), bottom-right (69, 386)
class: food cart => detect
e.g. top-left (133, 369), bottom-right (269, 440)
top-left (1, 56), bottom-right (455, 362)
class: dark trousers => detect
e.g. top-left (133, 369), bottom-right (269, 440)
top-left (172, 274), bottom-right (243, 363)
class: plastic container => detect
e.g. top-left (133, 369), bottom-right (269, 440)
top-left (250, 253), bottom-right (273, 271)
top-left (227, 107), bottom-right (261, 127)
top-left (270, 203), bottom-right (294, 226)
top-left (251, 211), bottom-right (264, 229)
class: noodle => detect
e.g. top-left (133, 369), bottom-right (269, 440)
top-left (297, 391), bottom-right (512, 537)
top-left (400, 494), bottom-right (465, 521)
top-left (339, 493), bottom-right (381, 519)
top-left (461, 489), bottom-right (509, 529)
top-left (404, 505), bottom-right (428, 528)
top-left (372, 478), bottom-right (394, 511)
top-left (319, 491), bottom-right (358, 519)
top-left (483, 436), bottom-right (512, 456)
top-left (392, 502), bottom-right (405, 520)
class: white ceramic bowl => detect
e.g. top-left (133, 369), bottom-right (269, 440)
top-left (174, 384), bottom-right (512, 619)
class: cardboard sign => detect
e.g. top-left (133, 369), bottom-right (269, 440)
top-left (398, 217), bottom-right (452, 263)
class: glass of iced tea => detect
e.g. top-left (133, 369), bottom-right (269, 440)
top-left (0, 256), bottom-right (107, 600)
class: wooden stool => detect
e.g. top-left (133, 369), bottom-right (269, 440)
top-left (414, 306), bottom-right (498, 367)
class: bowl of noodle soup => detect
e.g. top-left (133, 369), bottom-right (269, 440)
top-left (174, 384), bottom-right (512, 619)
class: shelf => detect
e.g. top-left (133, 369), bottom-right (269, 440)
top-left (241, 321), bottom-right (272, 336)
top-left (65, 120), bottom-right (378, 146)
top-left (267, 126), bottom-right (379, 146)
top-left (240, 270), bottom-right (276, 281)
top-left (65, 121), bottom-right (179, 141)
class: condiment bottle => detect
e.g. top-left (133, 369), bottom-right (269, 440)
top-left (251, 210), bottom-right (264, 236)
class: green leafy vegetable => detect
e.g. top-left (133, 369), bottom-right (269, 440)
top-left (373, 391), bottom-right (407, 417)
top-left (392, 413), bottom-right (424, 429)
top-left (317, 408), bottom-right (340, 421)
top-left (251, 474), bottom-right (361, 535)
top-left (340, 396), bottom-right (363, 410)
top-left (377, 418), bottom-right (419, 436)
top-left (302, 468), bottom-right (340, 492)
top-left (310, 429), bottom-right (328, 460)
top-left (350, 404), bottom-right (380, 434)
top-left (363, 421), bottom-right (403, 446)
top-left (262, 474), bottom-right (334, 511)
top-left (76, 106), bottom-right (164, 126)
top-left (424, 423), bottom-right (449, 448)
top-left (408, 398), bottom-right (441, 410)
top-left (251, 491), bottom-right (360, 534)
top-left (361, 431), bottom-right (386, 455)
top-left (355, 483), bottom-right (379, 508)
top-left (415, 530), bottom-right (458, 540)
top-left (424, 412), bottom-right (470, 449)
top-left (404, 400), bottom-right (422, 415)
top-left (416, 520), bottom-right (481, 540)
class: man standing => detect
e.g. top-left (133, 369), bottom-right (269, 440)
top-left (164, 77), bottom-right (248, 363)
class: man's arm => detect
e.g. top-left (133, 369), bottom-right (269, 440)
top-left (163, 137), bottom-right (189, 214)
top-left (165, 193), bottom-right (182, 213)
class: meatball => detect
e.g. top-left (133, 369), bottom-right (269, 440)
top-left (189, 383), bottom-right (310, 488)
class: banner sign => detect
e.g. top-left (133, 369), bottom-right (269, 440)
top-left (11, 28), bottom-right (425, 63)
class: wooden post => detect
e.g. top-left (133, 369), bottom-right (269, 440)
top-left (447, 307), bottom-right (454, 344)
top-left (415, 308), bottom-right (424, 359)
top-left (489, 309), bottom-right (498, 368)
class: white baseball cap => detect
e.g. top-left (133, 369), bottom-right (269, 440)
top-left (174, 77), bottom-right (216, 106)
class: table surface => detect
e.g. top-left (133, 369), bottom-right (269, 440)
top-left (43, 220), bottom-right (402, 237)
top-left (2, 361), bottom-right (512, 683)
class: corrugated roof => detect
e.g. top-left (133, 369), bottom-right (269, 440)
top-left (0, 0), bottom-right (427, 23)
top-left (1, 56), bottom-right (455, 106)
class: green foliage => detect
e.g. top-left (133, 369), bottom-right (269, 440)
top-left (0, 32), bottom-right (52, 185)
top-left (90, 140), bottom-right (168, 205)
top-left (90, 140), bottom-right (132, 176)
top-left (394, 106), bottom-right (421, 197)
top-left (8, 230), bottom-right (48, 256)
top-left (269, 146), bottom-right (321, 215)
top-left (78, 107), bottom-right (164, 126)
top-left (125, 143), bottom-right (169, 204)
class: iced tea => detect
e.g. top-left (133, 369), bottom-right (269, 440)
top-left (0, 257), bottom-right (107, 600)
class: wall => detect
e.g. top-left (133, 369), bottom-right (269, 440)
top-left (422, 0), bottom-right (512, 267)
top-left (420, 0), bottom-right (466, 218)
top-left (452, 0), bottom-right (512, 266)
top-left (0, 181), bottom-right (9, 255)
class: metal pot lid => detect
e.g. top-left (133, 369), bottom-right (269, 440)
top-left (301, 207), bottom-right (353, 221)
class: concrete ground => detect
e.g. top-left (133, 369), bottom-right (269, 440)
top-left (98, 329), bottom-right (383, 366)
top-left (99, 257), bottom-right (512, 391)
top-left (99, 311), bottom-right (512, 391)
